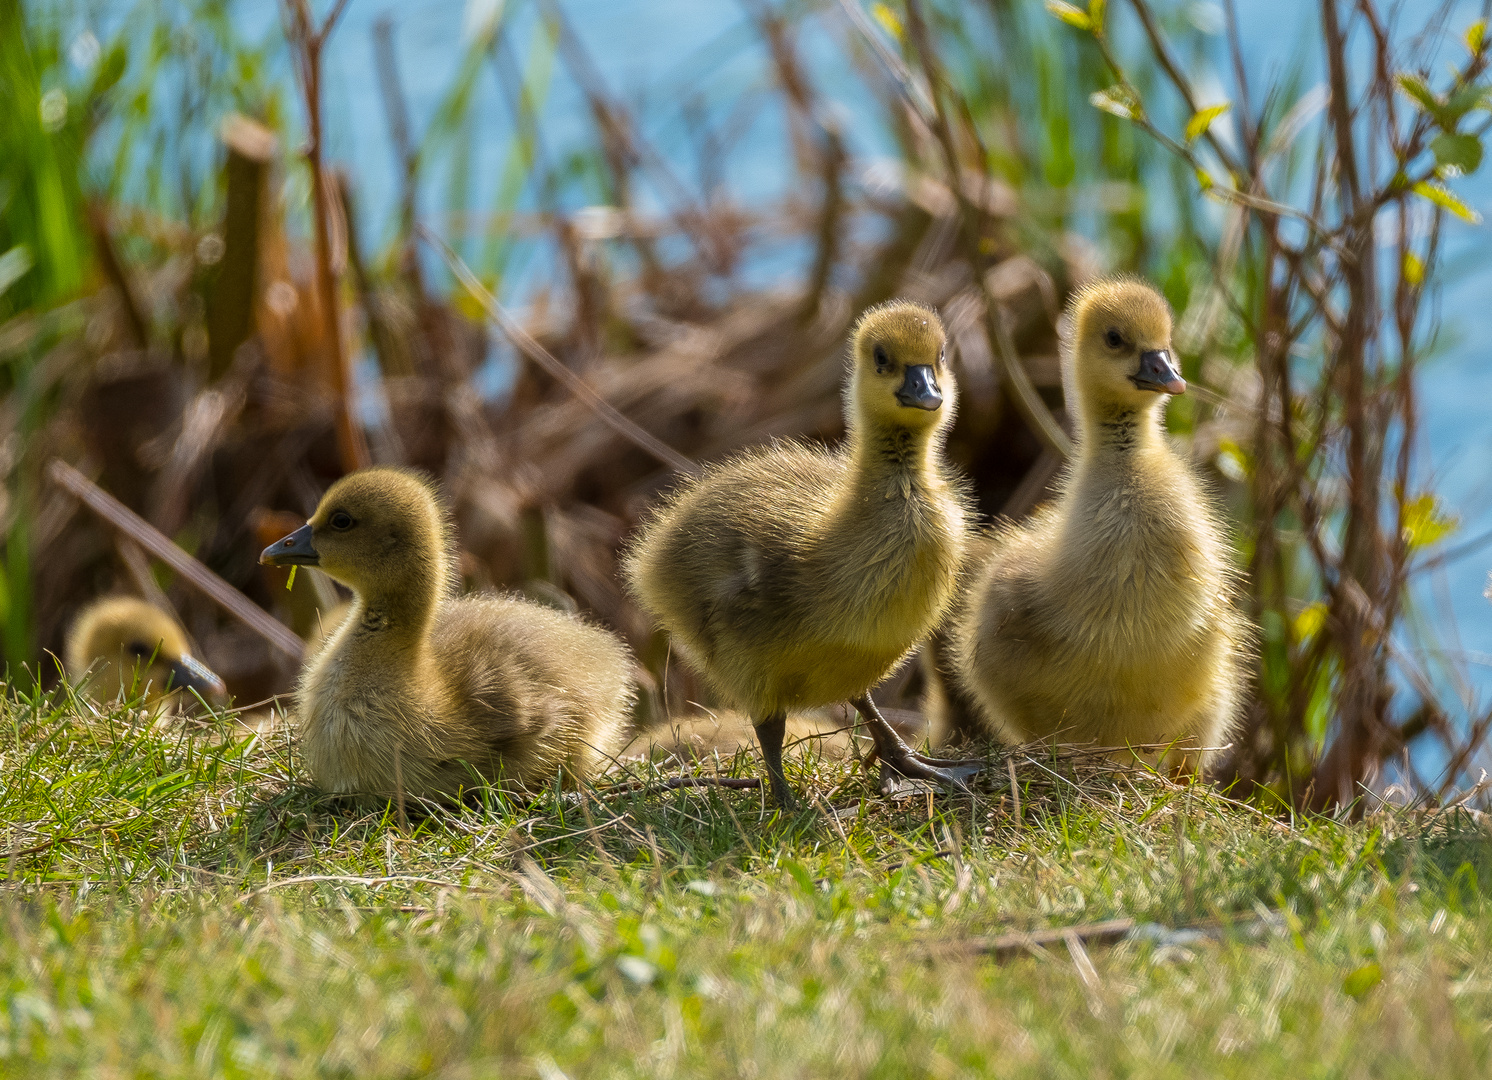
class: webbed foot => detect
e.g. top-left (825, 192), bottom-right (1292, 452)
top-left (851, 695), bottom-right (986, 792)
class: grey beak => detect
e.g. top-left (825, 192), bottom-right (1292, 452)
top-left (895, 365), bottom-right (943, 410)
top-left (166, 653), bottom-right (227, 701)
top-left (260, 523), bottom-right (319, 567)
top-left (1132, 349), bottom-right (1186, 395)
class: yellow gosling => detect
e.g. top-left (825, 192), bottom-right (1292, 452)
top-left (64, 596), bottom-right (225, 708)
top-left (261, 468), bottom-right (635, 800)
top-left (623, 301), bottom-right (981, 808)
top-left (953, 277), bottom-right (1252, 775)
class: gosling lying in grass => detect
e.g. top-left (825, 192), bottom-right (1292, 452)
top-left (624, 301), bottom-right (982, 808)
top-left (261, 468), bottom-right (635, 800)
top-left (65, 596), bottom-right (225, 708)
top-left (953, 277), bottom-right (1252, 775)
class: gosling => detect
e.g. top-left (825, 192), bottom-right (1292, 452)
top-left (260, 468), bottom-right (635, 799)
top-left (953, 277), bottom-right (1251, 775)
top-left (64, 596), bottom-right (225, 707)
top-left (623, 300), bottom-right (980, 808)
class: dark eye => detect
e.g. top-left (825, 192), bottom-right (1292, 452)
top-left (329, 511), bottom-right (354, 531)
top-left (1104, 328), bottom-right (1124, 349)
top-left (126, 641), bottom-right (152, 660)
top-left (873, 345), bottom-right (892, 374)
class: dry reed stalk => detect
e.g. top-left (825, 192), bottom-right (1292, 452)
top-left (281, 0), bottom-right (370, 474)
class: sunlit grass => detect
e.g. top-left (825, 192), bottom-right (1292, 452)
top-left (2, 681), bottom-right (1490, 1075)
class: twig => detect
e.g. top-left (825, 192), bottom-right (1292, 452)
top-left (833, 0), bottom-right (937, 124)
top-left (1008, 756), bottom-right (1021, 827)
top-left (236, 873), bottom-right (482, 905)
top-left (48, 459), bottom-right (305, 662)
top-left (371, 15), bottom-right (421, 270)
top-left (281, 0), bottom-right (370, 473)
top-left (603, 775), bottom-right (762, 797)
top-left (986, 302), bottom-right (1073, 459)
top-left (418, 226), bottom-right (697, 474)
top-left (115, 536), bottom-right (177, 617)
top-left (954, 918), bottom-right (1137, 959)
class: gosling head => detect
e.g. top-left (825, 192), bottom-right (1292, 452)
top-left (1067, 277), bottom-right (1185, 417)
top-left (65, 597), bottom-right (225, 705)
top-left (846, 301), bottom-right (955, 436)
top-left (259, 468), bottom-right (452, 602)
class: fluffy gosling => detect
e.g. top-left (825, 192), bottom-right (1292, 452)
top-left (953, 277), bottom-right (1251, 774)
top-left (261, 468), bottom-right (635, 799)
top-left (623, 301), bottom-right (981, 808)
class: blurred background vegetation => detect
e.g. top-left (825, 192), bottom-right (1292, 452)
top-left (2, 0), bottom-right (1490, 813)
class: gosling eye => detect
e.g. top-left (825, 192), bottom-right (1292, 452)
top-left (873, 344), bottom-right (892, 374)
top-left (1104, 328), bottom-right (1125, 350)
top-left (126, 641), bottom-right (153, 660)
top-left (329, 511), bottom-right (354, 531)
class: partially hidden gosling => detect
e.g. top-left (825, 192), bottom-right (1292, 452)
top-left (953, 277), bottom-right (1251, 774)
top-left (260, 468), bottom-right (635, 799)
top-left (623, 301), bottom-right (981, 808)
top-left (64, 596), bottom-right (225, 707)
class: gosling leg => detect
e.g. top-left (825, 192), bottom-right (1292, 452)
top-left (754, 711), bottom-right (799, 811)
top-left (850, 694), bottom-right (984, 792)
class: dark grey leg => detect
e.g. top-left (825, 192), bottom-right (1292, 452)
top-left (754, 711), bottom-right (798, 811)
top-left (850, 694), bottom-right (984, 791)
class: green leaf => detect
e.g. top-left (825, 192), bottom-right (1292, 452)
top-left (1195, 167), bottom-right (1214, 192)
top-left (1403, 493), bottom-right (1459, 550)
top-left (1402, 250), bottom-right (1424, 286)
top-left (1089, 85), bottom-right (1143, 122)
top-left (1342, 962), bottom-right (1382, 999)
top-left (1411, 180), bottom-right (1482, 222)
top-left (1185, 102), bottom-right (1231, 142)
top-left (1432, 132), bottom-right (1483, 174)
top-left (0, 245), bottom-right (32, 299)
top-left (870, 2), bottom-right (904, 41)
top-left (1444, 83), bottom-right (1490, 125)
top-left (1045, 1), bottom-right (1092, 30)
top-left (1396, 73), bottom-right (1451, 128)
top-left (1466, 19), bottom-right (1486, 55)
top-left (1293, 602), bottom-right (1328, 642)
top-left (781, 858), bottom-right (816, 895)
top-left (1087, 0), bottom-right (1107, 31)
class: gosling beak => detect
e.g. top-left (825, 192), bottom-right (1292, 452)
top-left (1131, 349), bottom-right (1186, 395)
top-left (165, 653), bottom-right (226, 701)
top-left (895, 364), bottom-right (943, 411)
top-left (260, 523), bottom-right (319, 567)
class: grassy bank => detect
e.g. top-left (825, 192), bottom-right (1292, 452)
top-left (3, 687), bottom-right (1490, 1076)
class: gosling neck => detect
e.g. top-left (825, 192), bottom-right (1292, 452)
top-left (1080, 397), bottom-right (1168, 466)
top-left (344, 553), bottom-right (447, 652)
top-left (847, 417), bottom-right (942, 495)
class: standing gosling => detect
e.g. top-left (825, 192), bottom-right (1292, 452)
top-left (260, 468), bottom-right (635, 799)
top-left (953, 277), bottom-right (1250, 774)
top-left (65, 596), bottom-right (225, 707)
top-left (623, 301), bottom-right (980, 808)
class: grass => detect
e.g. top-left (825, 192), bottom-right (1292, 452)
top-left (2, 684), bottom-right (1491, 1077)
